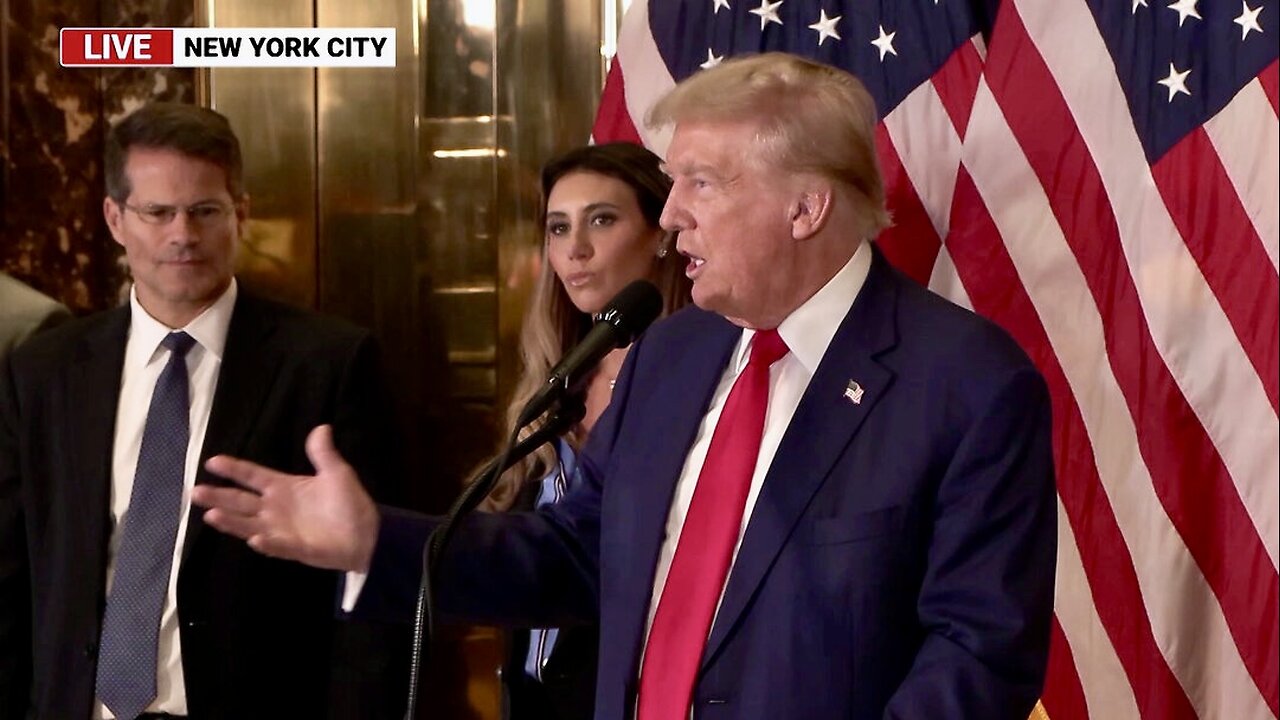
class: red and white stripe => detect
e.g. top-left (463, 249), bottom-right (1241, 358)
top-left (594, 1), bottom-right (1280, 717)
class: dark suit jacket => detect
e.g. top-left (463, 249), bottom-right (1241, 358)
top-left (0, 289), bottom-right (403, 720)
top-left (356, 247), bottom-right (1058, 719)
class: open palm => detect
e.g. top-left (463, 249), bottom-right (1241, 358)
top-left (193, 424), bottom-right (380, 572)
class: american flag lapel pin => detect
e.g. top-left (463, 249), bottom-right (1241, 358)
top-left (843, 380), bottom-right (865, 405)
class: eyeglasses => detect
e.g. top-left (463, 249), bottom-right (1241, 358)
top-left (118, 200), bottom-right (234, 226)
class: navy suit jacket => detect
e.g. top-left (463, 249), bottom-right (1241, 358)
top-left (362, 247), bottom-right (1057, 719)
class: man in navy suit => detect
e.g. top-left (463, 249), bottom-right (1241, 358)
top-left (194, 52), bottom-right (1057, 719)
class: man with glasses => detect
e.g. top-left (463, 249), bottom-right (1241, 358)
top-left (0, 102), bottom-right (405, 719)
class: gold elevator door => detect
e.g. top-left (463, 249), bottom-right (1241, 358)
top-left (198, 0), bottom-right (613, 716)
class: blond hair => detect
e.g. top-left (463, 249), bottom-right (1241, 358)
top-left (648, 52), bottom-right (891, 239)
top-left (481, 144), bottom-right (691, 511)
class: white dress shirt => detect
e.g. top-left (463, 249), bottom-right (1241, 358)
top-left (96, 280), bottom-right (237, 719)
top-left (639, 241), bottom-right (872, 657)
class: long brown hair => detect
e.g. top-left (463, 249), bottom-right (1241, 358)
top-left (481, 143), bottom-right (692, 511)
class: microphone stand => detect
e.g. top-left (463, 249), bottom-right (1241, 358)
top-left (402, 395), bottom-right (586, 720)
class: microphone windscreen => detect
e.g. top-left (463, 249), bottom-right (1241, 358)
top-left (600, 280), bottom-right (663, 344)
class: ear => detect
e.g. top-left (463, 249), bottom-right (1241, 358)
top-left (103, 197), bottom-right (126, 247)
top-left (235, 194), bottom-right (251, 226)
top-left (788, 183), bottom-right (834, 241)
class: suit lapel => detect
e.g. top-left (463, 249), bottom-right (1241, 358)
top-left (701, 250), bottom-right (901, 668)
top-left (183, 292), bottom-right (282, 554)
top-left (609, 314), bottom-right (740, 677)
top-left (66, 308), bottom-right (130, 568)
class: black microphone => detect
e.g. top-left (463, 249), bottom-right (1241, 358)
top-left (515, 279), bottom-right (662, 428)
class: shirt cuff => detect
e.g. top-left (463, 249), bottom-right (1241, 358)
top-left (341, 570), bottom-right (368, 612)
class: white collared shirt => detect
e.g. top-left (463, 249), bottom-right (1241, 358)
top-left (640, 241), bottom-right (873, 656)
top-left (96, 280), bottom-right (237, 719)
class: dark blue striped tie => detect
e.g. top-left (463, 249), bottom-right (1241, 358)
top-left (96, 331), bottom-right (196, 720)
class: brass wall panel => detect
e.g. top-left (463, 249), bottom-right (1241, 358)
top-left (312, 0), bottom-right (469, 536)
top-left (200, 0), bottom-right (609, 716)
top-left (197, 0), bottom-right (317, 308)
top-left (493, 0), bottom-right (604, 407)
top-left (412, 0), bottom-right (605, 477)
top-left (421, 115), bottom-right (501, 380)
top-left (419, 0), bottom-right (501, 420)
top-left (314, 0), bottom-right (422, 384)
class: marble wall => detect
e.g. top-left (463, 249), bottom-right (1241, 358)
top-left (0, 0), bottom-right (193, 313)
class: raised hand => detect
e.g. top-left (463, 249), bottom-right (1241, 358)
top-left (193, 424), bottom-right (380, 572)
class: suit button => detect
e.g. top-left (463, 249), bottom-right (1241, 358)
top-left (83, 641), bottom-right (98, 659)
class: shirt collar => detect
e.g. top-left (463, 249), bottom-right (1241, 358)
top-left (732, 241), bottom-right (873, 374)
top-left (126, 279), bottom-right (238, 369)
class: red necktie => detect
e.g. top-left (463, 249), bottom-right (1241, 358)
top-left (637, 329), bottom-right (790, 720)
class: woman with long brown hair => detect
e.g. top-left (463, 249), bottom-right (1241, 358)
top-left (483, 142), bottom-right (690, 719)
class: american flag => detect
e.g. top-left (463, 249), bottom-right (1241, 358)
top-left (591, 0), bottom-right (1279, 718)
